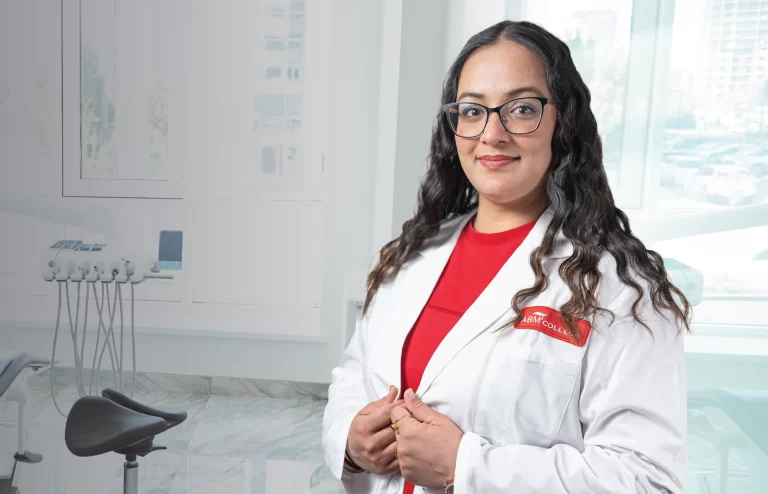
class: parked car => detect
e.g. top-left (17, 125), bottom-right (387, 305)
top-left (698, 166), bottom-right (756, 206)
top-left (706, 144), bottom-right (761, 165)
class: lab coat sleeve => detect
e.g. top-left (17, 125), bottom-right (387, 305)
top-left (322, 310), bottom-right (372, 482)
top-left (453, 293), bottom-right (688, 493)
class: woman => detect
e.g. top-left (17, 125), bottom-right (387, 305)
top-left (323, 20), bottom-right (690, 494)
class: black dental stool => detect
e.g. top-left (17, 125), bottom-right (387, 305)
top-left (65, 388), bottom-right (187, 494)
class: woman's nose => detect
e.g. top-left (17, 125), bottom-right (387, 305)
top-left (482, 112), bottom-right (511, 143)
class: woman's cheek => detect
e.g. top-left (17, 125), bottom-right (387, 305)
top-left (455, 138), bottom-right (474, 162)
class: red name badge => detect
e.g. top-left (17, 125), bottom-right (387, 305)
top-left (514, 306), bottom-right (591, 347)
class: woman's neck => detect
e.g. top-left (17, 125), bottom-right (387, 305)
top-left (472, 195), bottom-right (548, 234)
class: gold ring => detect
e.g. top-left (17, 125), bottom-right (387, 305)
top-left (393, 414), bottom-right (409, 425)
top-left (395, 450), bottom-right (398, 459)
top-left (391, 414), bottom-right (409, 431)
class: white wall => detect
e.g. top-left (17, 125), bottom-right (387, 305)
top-left (0, 0), bottom-right (387, 383)
top-left (320, 0), bottom-right (386, 370)
top-left (390, 1), bottom-right (450, 237)
top-left (444, 0), bottom-right (508, 73)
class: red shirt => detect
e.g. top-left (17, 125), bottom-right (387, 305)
top-left (400, 216), bottom-right (535, 494)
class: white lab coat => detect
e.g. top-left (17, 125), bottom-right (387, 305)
top-left (322, 207), bottom-right (687, 493)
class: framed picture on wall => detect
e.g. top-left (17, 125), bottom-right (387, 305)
top-left (62, 0), bottom-right (183, 198)
top-left (62, 0), bottom-right (328, 201)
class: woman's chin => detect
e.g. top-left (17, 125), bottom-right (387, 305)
top-left (477, 190), bottom-right (523, 207)
top-left (476, 182), bottom-right (545, 209)
top-left (475, 178), bottom-right (519, 200)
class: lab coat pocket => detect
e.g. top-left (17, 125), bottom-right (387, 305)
top-left (473, 342), bottom-right (580, 448)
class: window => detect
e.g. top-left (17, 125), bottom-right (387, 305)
top-left (513, 0), bottom-right (768, 332)
top-left (657, 0), bottom-right (768, 211)
top-left (652, 0), bottom-right (768, 333)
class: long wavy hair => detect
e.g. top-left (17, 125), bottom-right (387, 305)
top-left (363, 21), bottom-right (691, 338)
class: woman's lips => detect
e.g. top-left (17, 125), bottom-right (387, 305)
top-left (478, 155), bottom-right (519, 169)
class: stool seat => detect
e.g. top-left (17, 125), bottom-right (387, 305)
top-left (65, 388), bottom-right (187, 458)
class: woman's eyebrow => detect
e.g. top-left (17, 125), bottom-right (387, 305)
top-left (457, 86), bottom-right (545, 101)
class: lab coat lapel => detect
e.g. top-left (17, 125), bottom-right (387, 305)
top-left (415, 208), bottom-right (557, 398)
top-left (384, 213), bottom-right (475, 398)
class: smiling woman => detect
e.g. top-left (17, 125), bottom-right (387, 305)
top-left (323, 20), bottom-right (691, 494)
top-left (448, 41), bottom-right (555, 226)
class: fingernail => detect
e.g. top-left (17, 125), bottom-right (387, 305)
top-left (405, 389), bottom-right (414, 399)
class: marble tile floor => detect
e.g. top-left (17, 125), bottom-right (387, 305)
top-left (0, 371), bottom-right (344, 494)
top-left (7, 368), bottom-right (761, 493)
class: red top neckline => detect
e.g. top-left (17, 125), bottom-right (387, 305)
top-left (463, 215), bottom-right (537, 246)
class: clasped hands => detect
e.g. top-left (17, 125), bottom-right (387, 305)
top-left (346, 386), bottom-right (464, 488)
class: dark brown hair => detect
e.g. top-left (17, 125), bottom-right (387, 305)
top-left (363, 21), bottom-right (691, 338)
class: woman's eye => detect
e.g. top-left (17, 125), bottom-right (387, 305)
top-left (461, 106), bottom-right (484, 117)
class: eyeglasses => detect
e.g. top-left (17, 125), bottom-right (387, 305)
top-left (442, 97), bottom-right (548, 138)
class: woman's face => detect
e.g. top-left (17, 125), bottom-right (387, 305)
top-left (454, 40), bottom-right (556, 210)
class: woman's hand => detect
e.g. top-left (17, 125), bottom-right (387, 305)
top-left (391, 389), bottom-right (464, 488)
top-left (346, 386), bottom-right (404, 476)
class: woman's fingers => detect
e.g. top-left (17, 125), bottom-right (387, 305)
top-left (371, 401), bottom-right (410, 448)
top-left (370, 420), bottom-right (397, 451)
top-left (380, 457), bottom-right (400, 476)
top-left (379, 441), bottom-right (400, 475)
top-left (365, 433), bottom-right (399, 475)
top-left (390, 403), bottom-right (412, 427)
top-left (381, 437), bottom-right (398, 462)
top-left (367, 399), bottom-right (406, 432)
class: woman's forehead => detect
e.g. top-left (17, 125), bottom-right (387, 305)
top-left (457, 41), bottom-right (548, 99)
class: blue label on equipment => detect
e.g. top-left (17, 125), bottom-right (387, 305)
top-left (51, 240), bottom-right (84, 249)
top-left (51, 241), bottom-right (105, 251)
